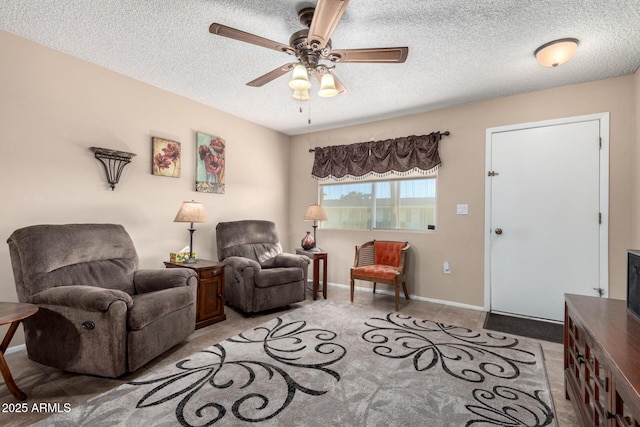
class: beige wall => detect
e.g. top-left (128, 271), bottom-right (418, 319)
top-left (289, 75), bottom-right (636, 307)
top-left (0, 30), bottom-right (291, 345)
top-left (1, 28), bottom-right (638, 348)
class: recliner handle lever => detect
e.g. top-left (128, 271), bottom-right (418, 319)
top-left (81, 321), bottom-right (95, 330)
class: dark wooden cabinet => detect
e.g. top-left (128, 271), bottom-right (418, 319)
top-left (164, 260), bottom-right (226, 329)
top-left (565, 294), bottom-right (640, 426)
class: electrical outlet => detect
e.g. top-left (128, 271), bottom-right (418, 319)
top-left (443, 261), bottom-right (451, 274)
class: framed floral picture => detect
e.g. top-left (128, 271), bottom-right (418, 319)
top-left (196, 132), bottom-right (225, 193)
top-left (152, 137), bottom-right (181, 178)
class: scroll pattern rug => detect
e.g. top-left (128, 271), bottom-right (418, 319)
top-left (39, 302), bottom-right (556, 426)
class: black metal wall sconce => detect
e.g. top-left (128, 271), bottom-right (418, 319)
top-left (90, 147), bottom-right (136, 190)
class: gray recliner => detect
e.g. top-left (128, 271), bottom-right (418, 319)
top-left (7, 223), bottom-right (197, 378)
top-left (216, 220), bottom-right (310, 313)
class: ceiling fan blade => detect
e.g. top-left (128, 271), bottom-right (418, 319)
top-left (328, 70), bottom-right (347, 94)
top-left (247, 63), bottom-right (298, 87)
top-left (307, 0), bottom-right (350, 50)
top-left (209, 23), bottom-right (294, 55)
top-left (330, 47), bottom-right (409, 63)
top-left (314, 70), bottom-right (347, 94)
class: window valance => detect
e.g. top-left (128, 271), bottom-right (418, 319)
top-left (311, 132), bottom-right (444, 181)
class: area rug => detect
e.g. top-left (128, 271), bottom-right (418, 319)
top-left (39, 302), bottom-right (557, 426)
top-left (484, 313), bottom-right (564, 344)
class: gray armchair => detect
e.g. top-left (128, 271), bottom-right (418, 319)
top-left (216, 220), bottom-right (310, 313)
top-left (6, 223), bottom-right (197, 378)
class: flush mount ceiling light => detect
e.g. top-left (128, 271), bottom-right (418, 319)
top-left (534, 38), bottom-right (579, 67)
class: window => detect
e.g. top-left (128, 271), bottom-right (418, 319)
top-left (320, 177), bottom-right (436, 231)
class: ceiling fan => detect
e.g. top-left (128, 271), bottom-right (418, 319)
top-left (209, 0), bottom-right (408, 98)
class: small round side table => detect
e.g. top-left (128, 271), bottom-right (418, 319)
top-left (0, 302), bottom-right (38, 400)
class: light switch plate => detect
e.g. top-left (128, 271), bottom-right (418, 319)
top-left (456, 204), bottom-right (469, 215)
top-left (443, 261), bottom-right (451, 274)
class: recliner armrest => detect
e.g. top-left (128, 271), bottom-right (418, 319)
top-left (274, 253), bottom-right (310, 269)
top-left (224, 256), bottom-right (261, 273)
top-left (134, 269), bottom-right (196, 294)
top-left (27, 285), bottom-right (133, 312)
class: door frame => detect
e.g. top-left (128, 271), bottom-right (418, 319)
top-left (483, 112), bottom-right (610, 313)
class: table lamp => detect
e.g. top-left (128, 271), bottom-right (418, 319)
top-left (303, 203), bottom-right (328, 251)
top-left (173, 200), bottom-right (207, 263)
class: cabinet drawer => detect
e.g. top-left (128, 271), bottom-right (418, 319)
top-left (200, 267), bottom-right (222, 279)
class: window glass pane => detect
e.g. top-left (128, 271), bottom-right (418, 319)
top-left (374, 181), bottom-right (393, 229)
top-left (397, 179), bottom-right (436, 230)
top-left (320, 177), bottom-right (436, 231)
top-left (321, 183), bottom-right (373, 229)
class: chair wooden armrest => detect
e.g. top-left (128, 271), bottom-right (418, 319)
top-left (396, 243), bottom-right (411, 275)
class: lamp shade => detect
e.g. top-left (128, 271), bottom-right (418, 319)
top-left (173, 201), bottom-right (207, 223)
top-left (289, 64), bottom-right (311, 90)
top-left (534, 38), bottom-right (579, 67)
top-left (292, 89), bottom-right (310, 101)
top-left (304, 204), bottom-right (328, 221)
top-left (318, 73), bottom-right (339, 97)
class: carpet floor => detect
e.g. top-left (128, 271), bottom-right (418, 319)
top-left (483, 313), bottom-right (564, 344)
top-left (38, 302), bottom-right (557, 426)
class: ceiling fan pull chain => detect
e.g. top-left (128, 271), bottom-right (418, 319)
top-left (308, 98), bottom-right (312, 124)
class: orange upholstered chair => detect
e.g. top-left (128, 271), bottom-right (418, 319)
top-left (350, 240), bottom-right (410, 311)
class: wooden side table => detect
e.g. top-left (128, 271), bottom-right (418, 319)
top-left (164, 260), bottom-right (226, 329)
top-left (0, 302), bottom-right (38, 400)
top-left (296, 249), bottom-right (328, 300)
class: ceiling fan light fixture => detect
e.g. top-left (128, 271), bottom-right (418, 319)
top-left (534, 38), bottom-right (579, 68)
top-left (289, 64), bottom-right (311, 90)
top-left (209, 4), bottom-right (409, 103)
top-left (292, 88), bottom-right (310, 101)
top-left (318, 73), bottom-right (339, 97)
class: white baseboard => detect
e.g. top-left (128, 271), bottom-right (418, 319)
top-left (5, 343), bottom-right (26, 355)
top-left (328, 282), bottom-right (484, 312)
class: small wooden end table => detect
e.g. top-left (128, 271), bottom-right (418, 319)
top-left (296, 249), bottom-right (328, 300)
top-left (164, 260), bottom-right (226, 329)
top-left (0, 302), bottom-right (38, 400)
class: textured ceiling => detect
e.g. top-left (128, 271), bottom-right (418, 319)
top-left (1, 1), bottom-right (639, 136)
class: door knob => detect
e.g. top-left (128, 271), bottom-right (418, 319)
top-left (495, 228), bottom-right (503, 235)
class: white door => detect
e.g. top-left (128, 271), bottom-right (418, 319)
top-left (485, 114), bottom-right (609, 321)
